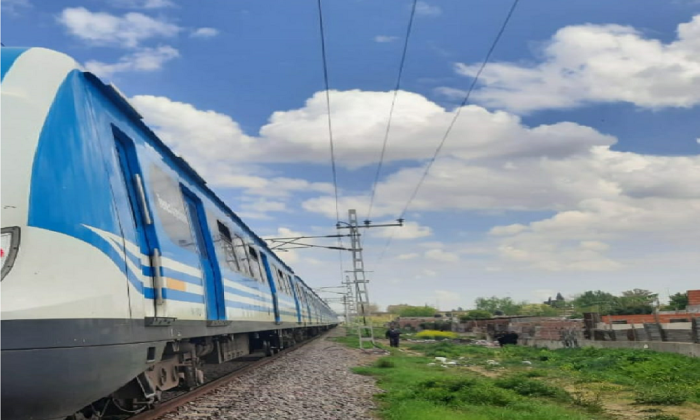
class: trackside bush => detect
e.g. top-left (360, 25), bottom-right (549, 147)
top-left (494, 375), bottom-right (569, 401)
top-left (417, 377), bottom-right (520, 407)
top-left (634, 385), bottom-right (690, 406)
top-left (415, 330), bottom-right (459, 340)
top-left (374, 358), bottom-right (395, 368)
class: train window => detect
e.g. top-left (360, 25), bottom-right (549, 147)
top-left (284, 274), bottom-right (292, 295)
top-left (273, 268), bottom-right (281, 292)
top-left (247, 246), bottom-right (263, 282)
top-left (277, 269), bottom-right (287, 293)
top-left (148, 164), bottom-right (195, 252)
top-left (217, 221), bottom-right (232, 242)
top-left (232, 235), bottom-right (251, 277)
top-left (215, 220), bottom-right (239, 272)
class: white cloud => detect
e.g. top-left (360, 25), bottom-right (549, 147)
top-left (112, 0), bottom-right (175, 9)
top-left (129, 95), bottom-right (335, 198)
top-left (489, 224), bottom-right (527, 236)
top-left (374, 35), bottom-right (399, 43)
top-left (85, 45), bottom-right (179, 77)
top-left (435, 289), bottom-right (460, 310)
top-left (2, 0), bottom-right (31, 16)
top-left (425, 249), bottom-right (459, 262)
top-left (433, 86), bottom-right (466, 100)
top-left (371, 221), bottom-right (432, 240)
top-left (129, 90), bottom-right (700, 277)
top-left (397, 253), bottom-right (419, 260)
top-left (491, 196), bottom-right (700, 271)
top-left (580, 241), bottom-right (610, 252)
top-left (259, 90), bottom-right (615, 169)
top-left (191, 27), bottom-right (219, 38)
top-left (239, 198), bottom-right (288, 213)
top-left (415, 1), bottom-right (441, 16)
top-left (57, 7), bottom-right (180, 48)
top-left (452, 15), bottom-right (700, 113)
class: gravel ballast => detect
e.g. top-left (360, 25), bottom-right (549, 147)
top-left (162, 329), bottom-right (379, 420)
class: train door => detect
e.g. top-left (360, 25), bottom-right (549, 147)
top-left (260, 254), bottom-right (281, 324)
top-left (290, 276), bottom-right (302, 324)
top-left (112, 128), bottom-right (161, 317)
top-left (181, 188), bottom-right (225, 321)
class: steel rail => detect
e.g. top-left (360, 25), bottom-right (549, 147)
top-left (128, 330), bottom-right (331, 420)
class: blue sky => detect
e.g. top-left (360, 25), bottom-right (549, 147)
top-left (4, 0), bottom-right (700, 311)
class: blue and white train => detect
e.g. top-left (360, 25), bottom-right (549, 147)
top-left (0, 47), bottom-right (338, 420)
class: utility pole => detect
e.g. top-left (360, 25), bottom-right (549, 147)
top-left (337, 209), bottom-right (403, 349)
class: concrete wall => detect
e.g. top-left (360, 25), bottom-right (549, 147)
top-left (520, 338), bottom-right (700, 358)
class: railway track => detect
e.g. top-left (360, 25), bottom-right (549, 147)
top-left (120, 332), bottom-right (328, 420)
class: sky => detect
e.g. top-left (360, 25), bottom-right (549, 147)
top-left (3, 0), bottom-right (700, 312)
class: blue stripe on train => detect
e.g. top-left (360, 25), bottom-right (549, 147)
top-left (223, 285), bottom-right (271, 302)
top-left (144, 287), bottom-right (205, 303)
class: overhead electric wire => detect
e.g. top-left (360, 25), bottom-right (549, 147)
top-left (366, 0), bottom-right (419, 221)
top-left (316, 0), bottom-right (341, 224)
top-left (376, 0), bottom-right (521, 265)
top-left (316, 0), bottom-right (346, 288)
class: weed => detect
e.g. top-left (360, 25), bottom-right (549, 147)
top-left (494, 375), bottom-right (569, 400)
top-left (417, 377), bottom-right (520, 407)
top-left (521, 369), bottom-right (546, 378)
top-left (644, 415), bottom-right (681, 420)
top-left (415, 330), bottom-right (460, 340)
top-left (634, 385), bottom-right (690, 406)
top-left (375, 358), bottom-right (395, 368)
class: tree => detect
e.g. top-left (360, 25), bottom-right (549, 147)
top-left (663, 292), bottom-right (689, 311)
top-left (459, 310), bottom-right (492, 322)
top-left (365, 303), bottom-right (380, 314)
top-left (398, 305), bottom-right (437, 317)
top-left (572, 290), bottom-right (616, 313)
top-left (519, 304), bottom-right (560, 317)
top-left (475, 296), bottom-right (523, 315)
top-left (387, 304), bottom-right (411, 314)
top-left (610, 289), bottom-right (657, 315)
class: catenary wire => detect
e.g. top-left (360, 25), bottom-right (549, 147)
top-left (365, 0), bottom-right (419, 221)
top-left (316, 0), bottom-right (347, 289)
top-left (316, 0), bottom-right (341, 224)
top-left (376, 0), bottom-right (521, 264)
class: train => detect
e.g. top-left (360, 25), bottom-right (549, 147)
top-left (1, 47), bottom-right (338, 420)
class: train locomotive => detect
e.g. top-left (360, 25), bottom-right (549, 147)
top-left (1, 47), bottom-right (338, 420)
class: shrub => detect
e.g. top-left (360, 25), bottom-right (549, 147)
top-left (375, 358), bottom-right (395, 368)
top-left (457, 382), bottom-right (520, 406)
top-left (415, 330), bottom-right (459, 340)
top-left (522, 369), bottom-right (547, 378)
top-left (634, 385), bottom-right (690, 406)
top-left (459, 310), bottom-right (492, 322)
top-left (417, 377), bottom-right (519, 407)
top-left (494, 375), bottom-right (569, 400)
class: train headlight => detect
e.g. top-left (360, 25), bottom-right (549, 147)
top-left (1, 227), bottom-right (20, 280)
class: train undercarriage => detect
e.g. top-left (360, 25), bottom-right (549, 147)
top-left (68, 326), bottom-right (329, 420)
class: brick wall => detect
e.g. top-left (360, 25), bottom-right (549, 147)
top-left (602, 313), bottom-right (699, 324)
top-left (689, 290), bottom-right (700, 306)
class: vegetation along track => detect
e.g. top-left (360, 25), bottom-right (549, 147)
top-left (119, 331), bottom-right (330, 420)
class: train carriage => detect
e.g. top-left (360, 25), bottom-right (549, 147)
top-left (0, 47), bottom-right (337, 420)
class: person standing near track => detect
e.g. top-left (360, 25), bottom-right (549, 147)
top-left (386, 327), bottom-right (402, 348)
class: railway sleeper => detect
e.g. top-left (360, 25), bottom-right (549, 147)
top-left (66, 328), bottom-right (326, 419)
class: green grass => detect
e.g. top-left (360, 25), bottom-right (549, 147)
top-left (407, 341), bottom-right (700, 404)
top-left (336, 331), bottom-right (700, 420)
top-left (352, 354), bottom-right (607, 420)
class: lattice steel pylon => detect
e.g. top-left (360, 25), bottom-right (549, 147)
top-left (347, 209), bottom-right (375, 348)
top-left (337, 209), bottom-right (403, 349)
top-left (343, 275), bottom-right (356, 325)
